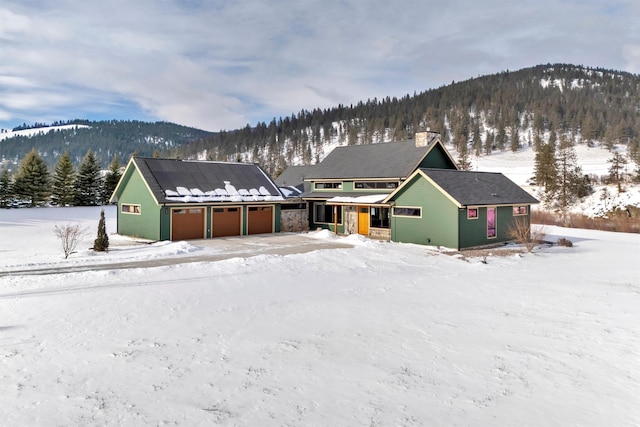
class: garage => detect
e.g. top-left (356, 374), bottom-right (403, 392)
top-left (247, 206), bottom-right (274, 235)
top-left (171, 208), bottom-right (205, 240)
top-left (212, 207), bottom-right (242, 237)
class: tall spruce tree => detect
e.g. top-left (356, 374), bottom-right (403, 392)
top-left (607, 151), bottom-right (627, 193)
top-left (74, 150), bottom-right (102, 206)
top-left (52, 151), bottom-right (76, 206)
top-left (532, 133), bottom-right (558, 206)
top-left (93, 209), bottom-right (109, 251)
top-left (556, 135), bottom-right (583, 221)
top-left (102, 155), bottom-right (122, 204)
top-left (0, 169), bottom-right (12, 208)
top-left (13, 149), bottom-right (51, 207)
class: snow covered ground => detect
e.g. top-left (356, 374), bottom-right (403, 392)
top-left (0, 206), bottom-right (638, 426)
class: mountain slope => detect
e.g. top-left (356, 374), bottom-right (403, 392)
top-left (0, 120), bottom-right (214, 168)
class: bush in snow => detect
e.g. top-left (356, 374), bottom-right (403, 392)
top-left (507, 218), bottom-right (545, 253)
top-left (93, 209), bottom-right (109, 252)
top-left (54, 223), bottom-right (87, 259)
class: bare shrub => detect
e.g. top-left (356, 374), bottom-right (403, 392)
top-left (54, 224), bottom-right (87, 259)
top-left (531, 209), bottom-right (640, 234)
top-left (557, 238), bottom-right (573, 247)
top-left (507, 218), bottom-right (546, 253)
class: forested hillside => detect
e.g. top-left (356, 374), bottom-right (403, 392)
top-left (0, 120), bottom-right (214, 169)
top-left (179, 64), bottom-right (640, 177)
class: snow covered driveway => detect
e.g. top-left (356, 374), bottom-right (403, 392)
top-left (1, 206), bottom-right (639, 426)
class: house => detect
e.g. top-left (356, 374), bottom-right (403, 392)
top-left (296, 131), bottom-right (539, 249)
top-left (109, 157), bottom-right (286, 241)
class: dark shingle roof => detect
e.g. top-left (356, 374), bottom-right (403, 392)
top-left (304, 140), bottom-right (436, 180)
top-left (420, 168), bottom-right (539, 206)
top-left (134, 157), bottom-right (283, 204)
top-left (274, 165), bottom-right (316, 193)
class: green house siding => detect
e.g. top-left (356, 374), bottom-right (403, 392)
top-left (390, 175), bottom-right (459, 248)
top-left (458, 205), bottom-right (531, 249)
top-left (116, 168), bottom-right (161, 240)
top-left (419, 144), bottom-right (457, 169)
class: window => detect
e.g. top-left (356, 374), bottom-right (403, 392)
top-left (281, 202), bottom-right (307, 210)
top-left (354, 181), bottom-right (399, 190)
top-left (314, 182), bottom-right (342, 190)
top-left (392, 206), bottom-right (421, 217)
top-left (315, 203), bottom-right (342, 224)
top-left (370, 207), bottom-right (390, 228)
top-left (467, 207), bottom-right (478, 219)
top-left (487, 207), bottom-right (497, 238)
top-left (122, 204), bottom-right (141, 214)
top-left (513, 206), bottom-right (528, 216)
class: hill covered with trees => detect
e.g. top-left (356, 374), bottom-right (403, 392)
top-left (0, 120), bottom-right (214, 169)
top-left (178, 64), bottom-right (640, 178)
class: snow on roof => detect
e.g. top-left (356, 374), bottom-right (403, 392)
top-left (164, 182), bottom-right (284, 203)
top-left (325, 194), bottom-right (388, 204)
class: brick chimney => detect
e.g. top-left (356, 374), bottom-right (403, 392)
top-left (415, 128), bottom-right (440, 147)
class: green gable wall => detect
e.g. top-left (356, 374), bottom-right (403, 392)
top-left (458, 206), bottom-right (531, 249)
top-left (116, 166), bottom-right (161, 240)
top-left (419, 144), bottom-right (457, 169)
top-left (390, 174), bottom-right (459, 248)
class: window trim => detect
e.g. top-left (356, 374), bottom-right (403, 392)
top-left (313, 181), bottom-right (343, 191)
top-left (513, 205), bottom-right (528, 216)
top-left (369, 206), bottom-right (391, 229)
top-left (121, 203), bottom-right (141, 215)
top-left (314, 203), bottom-right (343, 224)
top-left (487, 206), bottom-right (497, 239)
top-left (467, 207), bottom-right (479, 220)
top-left (392, 206), bottom-right (422, 218)
top-left (354, 181), bottom-right (399, 191)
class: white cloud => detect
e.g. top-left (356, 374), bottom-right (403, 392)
top-left (0, 0), bottom-right (637, 131)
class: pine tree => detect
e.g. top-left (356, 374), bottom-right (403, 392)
top-left (0, 169), bottom-right (12, 208)
top-left (607, 151), bottom-right (627, 193)
top-left (532, 134), bottom-right (558, 206)
top-left (74, 150), bottom-right (102, 206)
top-left (510, 127), bottom-right (520, 152)
top-left (556, 135), bottom-right (583, 222)
top-left (52, 151), bottom-right (76, 206)
top-left (102, 155), bottom-right (122, 204)
top-left (457, 142), bottom-right (472, 171)
top-left (13, 149), bottom-right (51, 207)
top-left (93, 209), bottom-right (109, 251)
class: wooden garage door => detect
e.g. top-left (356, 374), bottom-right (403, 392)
top-left (212, 207), bottom-right (241, 237)
top-left (247, 206), bottom-right (273, 235)
top-left (171, 208), bottom-right (205, 240)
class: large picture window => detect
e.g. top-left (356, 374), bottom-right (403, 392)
top-left (370, 207), bottom-right (390, 228)
top-left (315, 203), bottom-right (342, 224)
top-left (392, 206), bottom-right (422, 218)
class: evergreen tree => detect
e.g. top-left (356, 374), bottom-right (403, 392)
top-left (74, 150), bottom-right (102, 206)
top-left (13, 149), bottom-right (51, 207)
top-left (93, 209), bottom-right (109, 251)
top-left (457, 142), bottom-right (472, 171)
top-left (102, 155), bottom-right (122, 204)
top-left (51, 151), bottom-right (76, 206)
top-left (532, 134), bottom-right (558, 206)
top-left (607, 151), bottom-right (627, 193)
top-left (0, 169), bottom-right (12, 208)
top-left (556, 135), bottom-right (583, 221)
top-left (510, 127), bottom-right (520, 152)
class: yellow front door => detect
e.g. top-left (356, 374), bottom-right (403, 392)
top-left (358, 206), bottom-right (369, 235)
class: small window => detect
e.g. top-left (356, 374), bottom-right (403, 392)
top-left (281, 203), bottom-right (307, 210)
top-left (392, 206), bottom-right (421, 217)
top-left (122, 204), bottom-right (141, 214)
top-left (314, 182), bottom-right (342, 190)
top-left (354, 181), bottom-right (399, 190)
top-left (467, 207), bottom-right (478, 219)
top-left (513, 206), bottom-right (528, 216)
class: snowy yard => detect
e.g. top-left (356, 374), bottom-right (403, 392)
top-left (0, 206), bottom-right (638, 426)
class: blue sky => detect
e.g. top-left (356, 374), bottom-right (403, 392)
top-left (0, 0), bottom-right (638, 132)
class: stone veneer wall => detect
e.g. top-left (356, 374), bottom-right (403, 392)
top-left (280, 209), bottom-right (309, 232)
top-left (343, 206), bottom-right (358, 234)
